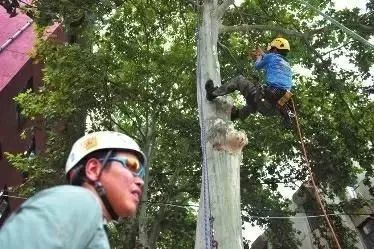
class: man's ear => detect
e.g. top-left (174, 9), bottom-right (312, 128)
top-left (85, 158), bottom-right (102, 182)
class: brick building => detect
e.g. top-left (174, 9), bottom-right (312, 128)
top-left (0, 3), bottom-right (64, 225)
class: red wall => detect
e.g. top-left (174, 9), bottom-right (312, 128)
top-left (0, 15), bottom-right (65, 216)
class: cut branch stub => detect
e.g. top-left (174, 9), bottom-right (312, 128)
top-left (211, 95), bottom-right (233, 120)
top-left (207, 118), bottom-right (248, 154)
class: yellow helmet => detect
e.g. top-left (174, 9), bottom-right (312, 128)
top-left (268, 38), bottom-right (290, 51)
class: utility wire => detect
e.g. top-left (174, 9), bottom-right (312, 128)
top-left (3, 194), bottom-right (373, 219)
top-left (141, 200), bottom-right (199, 208)
top-left (249, 213), bottom-right (374, 219)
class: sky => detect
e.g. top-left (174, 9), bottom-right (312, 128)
top-left (233, 0), bottom-right (372, 245)
top-left (334, 0), bottom-right (368, 10)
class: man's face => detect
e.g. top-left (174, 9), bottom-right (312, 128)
top-left (100, 151), bottom-right (144, 217)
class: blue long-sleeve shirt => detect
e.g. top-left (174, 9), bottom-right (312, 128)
top-left (255, 53), bottom-right (293, 91)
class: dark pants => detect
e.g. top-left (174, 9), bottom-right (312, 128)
top-left (212, 75), bottom-right (292, 121)
top-left (212, 75), bottom-right (258, 120)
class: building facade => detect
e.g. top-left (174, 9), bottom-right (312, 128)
top-left (0, 2), bottom-right (64, 225)
top-left (251, 176), bottom-right (374, 249)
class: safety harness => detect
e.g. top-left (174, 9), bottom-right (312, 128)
top-left (257, 85), bottom-right (295, 120)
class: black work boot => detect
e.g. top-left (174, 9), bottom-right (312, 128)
top-left (205, 79), bottom-right (218, 101)
top-left (231, 106), bottom-right (239, 121)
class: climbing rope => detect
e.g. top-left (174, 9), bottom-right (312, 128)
top-left (195, 1), bottom-right (216, 245)
top-left (291, 99), bottom-right (342, 249)
top-left (196, 39), bottom-right (215, 248)
top-left (196, 34), bottom-right (217, 248)
top-left (287, 4), bottom-right (374, 246)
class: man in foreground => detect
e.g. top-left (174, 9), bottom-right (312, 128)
top-left (0, 131), bottom-right (146, 249)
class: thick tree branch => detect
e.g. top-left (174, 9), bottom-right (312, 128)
top-left (216, 0), bottom-right (234, 19)
top-left (358, 24), bottom-right (374, 32)
top-left (219, 24), bottom-right (306, 37)
top-left (321, 41), bottom-right (353, 56)
top-left (186, 0), bottom-right (202, 10)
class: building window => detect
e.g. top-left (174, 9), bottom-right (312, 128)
top-left (15, 103), bottom-right (26, 128)
top-left (15, 77), bottom-right (33, 129)
top-left (359, 218), bottom-right (374, 248)
top-left (25, 77), bottom-right (33, 92)
top-left (302, 192), bottom-right (324, 233)
top-left (24, 134), bottom-right (36, 158)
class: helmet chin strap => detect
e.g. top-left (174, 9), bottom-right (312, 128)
top-left (91, 149), bottom-right (119, 221)
top-left (93, 181), bottom-right (119, 221)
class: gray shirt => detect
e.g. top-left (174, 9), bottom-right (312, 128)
top-left (0, 185), bottom-right (110, 249)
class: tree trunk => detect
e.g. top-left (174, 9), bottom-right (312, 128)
top-left (138, 126), bottom-right (155, 248)
top-left (194, 1), bottom-right (247, 249)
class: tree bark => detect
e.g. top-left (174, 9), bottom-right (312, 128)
top-left (194, 1), bottom-right (247, 249)
top-left (138, 126), bottom-right (155, 248)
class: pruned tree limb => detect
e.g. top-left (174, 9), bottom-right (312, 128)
top-left (219, 24), bottom-right (306, 37)
top-left (215, 0), bottom-right (234, 19)
top-left (186, 0), bottom-right (202, 10)
top-left (321, 41), bottom-right (353, 56)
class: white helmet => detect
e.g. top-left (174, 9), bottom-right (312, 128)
top-left (65, 131), bottom-right (146, 175)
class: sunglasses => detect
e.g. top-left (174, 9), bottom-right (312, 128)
top-left (100, 156), bottom-right (145, 179)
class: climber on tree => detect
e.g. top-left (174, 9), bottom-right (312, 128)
top-left (206, 37), bottom-right (295, 128)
